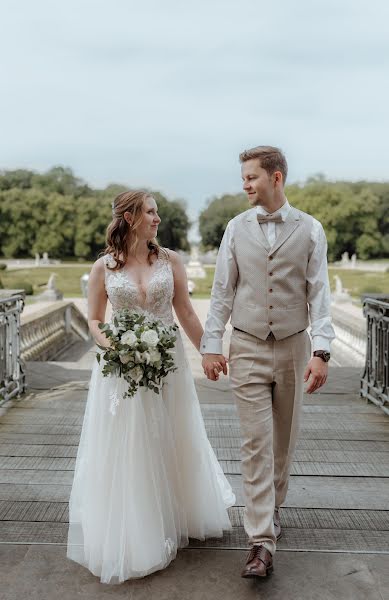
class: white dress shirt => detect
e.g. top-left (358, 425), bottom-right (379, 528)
top-left (200, 199), bottom-right (335, 355)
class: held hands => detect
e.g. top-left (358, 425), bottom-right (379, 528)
top-left (304, 357), bottom-right (328, 394)
top-left (202, 353), bottom-right (228, 381)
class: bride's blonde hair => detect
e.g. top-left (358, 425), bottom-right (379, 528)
top-left (103, 190), bottom-right (167, 270)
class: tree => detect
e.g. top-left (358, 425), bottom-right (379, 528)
top-left (0, 167), bottom-right (191, 259)
top-left (0, 169), bottom-right (34, 190)
top-left (199, 194), bottom-right (248, 248)
top-left (0, 188), bottom-right (47, 257)
top-left (74, 196), bottom-right (112, 259)
top-left (199, 179), bottom-right (389, 260)
top-left (153, 192), bottom-right (190, 251)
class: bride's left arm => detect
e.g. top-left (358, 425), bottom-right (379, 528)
top-left (169, 250), bottom-right (204, 352)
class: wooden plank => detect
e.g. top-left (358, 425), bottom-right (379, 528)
top-left (0, 444), bottom-right (77, 458)
top-left (0, 521), bottom-right (68, 544)
top-left (203, 405), bottom-right (385, 420)
top-left (1, 414), bottom-right (83, 426)
top-left (0, 423), bottom-right (389, 448)
top-left (205, 422), bottom-right (389, 436)
top-left (188, 527), bottom-right (389, 553)
top-left (227, 475), bottom-right (389, 510)
top-left (5, 475), bottom-right (387, 509)
top-left (16, 399), bottom-right (86, 410)
top-left (227, 507), bottom-right (389, 530)
top-left (0, 500), bottom-right (68, 522)
top-left (0, 456), bottom-right (75, 470)
top-left (0, 470), bottom-right (73, 485)
top-left (2, 501), bottom-right (388, 535)
top-left (294, 439), bottom-right (389, 452)
top-left (1, 520), bottom-right (389, 552)
top-left (208, 430), bottom-right (389, 442)
top-left (0, 484), bottom-right (70, 502)
top-left (211, 438), bottom-right (389, 451)
top-left (215, 448), bottom-right (389, 462)
top-left (0, 433), bottom-right (81, 445)
top-left (219, 460), bottom-right (389, 477)
top-left (0, 425), bottom-right (82, 435)
top-left (4, 405), bottom-right (85, 415)
top-left (202, 402), bottom-right (381, 414)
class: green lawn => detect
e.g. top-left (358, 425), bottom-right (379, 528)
top-left (1, 264), bottom-right (388, 301)
top-left (190, 267), bottom-right (217, 299)
top-left (327, 267), bottom-right (389, 300)
top-left (0, 265), bottom-right (93, 297)
top-left (191, 266), bottom-right (389, 300)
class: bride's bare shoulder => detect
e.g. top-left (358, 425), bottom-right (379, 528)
top-left (163, 248), bottom-right (181, 264)
top-left (90, 255), bottom-right (115, 276)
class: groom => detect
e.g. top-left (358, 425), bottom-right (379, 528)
top-left (200, 146), bottom-right (335, 578)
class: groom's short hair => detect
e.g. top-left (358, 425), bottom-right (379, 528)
top-left (239, 146), bottom-right (288, 183)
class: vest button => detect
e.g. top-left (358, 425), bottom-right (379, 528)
top-left (269, 272), bottom-right (273, 276)
top-left (269, 256), bottom-right (273, 260)
top-left (269, 321), bottom-right (273, 325)
top-left (269, 288), bottom-right (273, 293)
top-left (269, 305), bottom-right (273, 309)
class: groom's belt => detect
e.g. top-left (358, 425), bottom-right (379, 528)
top-left (233, 327), bottom-right (305, 340)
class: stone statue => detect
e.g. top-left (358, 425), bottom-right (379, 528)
top-left (190, 245), bottom-right (200, 261)
top-left (351, 254), bottom-right (357, 268)
top-left (34, 272), bottom-right (63, 301)
top-left (35, 253), bottom-right (40, 266)
top-left (80, 274), bottom-right (89, 298)
top-left (334, 275), bottom-right (343, 295)
top-left (186, 245), bottom-right (206, 279)
top-left (332, 274), bottom-right (351, 303)
top-left (341, 251), bottom-right (350, 267)
top-left (47, 273), bottom-right (57, 290)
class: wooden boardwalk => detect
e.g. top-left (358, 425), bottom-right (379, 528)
top-left (0, 364), bottom-right (388, 554)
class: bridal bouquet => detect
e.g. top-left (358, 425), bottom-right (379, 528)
top-left (96, 309), bottom-right (178, 408)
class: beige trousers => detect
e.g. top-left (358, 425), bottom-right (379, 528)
top-left (229, 328), bottom-right (311, 555)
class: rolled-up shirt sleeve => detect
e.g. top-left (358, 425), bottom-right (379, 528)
top-left (307, 220), bottom-right (336, 352)
top-left (200, 221), bottom-right (238, 354)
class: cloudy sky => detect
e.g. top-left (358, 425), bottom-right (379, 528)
top-left (1, 0), bottom-right (388, 225)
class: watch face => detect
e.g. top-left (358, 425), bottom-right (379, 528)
top-left (315, 351), bottom-right (330, 362)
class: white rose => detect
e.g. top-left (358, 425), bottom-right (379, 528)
top-left (140, 329), bottom-right (159, 347)
top-left (119, 353), bottom-right (131, 364)
top-left (135, 350), bottom-right (142, 363)
top-left (121, 330), bottom-right (138, 347)
top-left (128, 365), bottom-right (143, 383)
top-left (148, 348), bottom-right (161, 364)
top-left (140, 351), bottom-right (151, 365)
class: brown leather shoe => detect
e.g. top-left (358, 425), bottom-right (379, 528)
top-left (241, 545), bottom-right (273, 578)
top-left (274, 509), bottom-right (282, 541)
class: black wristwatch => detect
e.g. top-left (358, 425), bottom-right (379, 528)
top-left (313, 350), bottom-right (331, 363)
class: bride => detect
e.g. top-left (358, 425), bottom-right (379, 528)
top-left (67, 189), bottom-right (235, 584)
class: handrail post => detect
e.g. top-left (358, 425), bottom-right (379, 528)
top-left (360, 296), bottom-right (389, 415)
top-left (0, 294), bottom-right (26, 405)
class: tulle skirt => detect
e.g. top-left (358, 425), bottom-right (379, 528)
top-left (66, 332), bottom-right (235, 584)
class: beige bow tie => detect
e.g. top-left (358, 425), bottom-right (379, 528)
top-left (257, 213), bottom-right (283, 224)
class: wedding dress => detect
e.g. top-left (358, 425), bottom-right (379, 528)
top-left (67, 253), bottom-right (235, 584)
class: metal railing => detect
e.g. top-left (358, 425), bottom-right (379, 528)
top-left (0, 294), bottom-right (26, 405)
top-left (361, 297), bottom-right (389, 415)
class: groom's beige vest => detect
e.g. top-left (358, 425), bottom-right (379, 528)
top-left (230, 206), bottom-right (314, 340)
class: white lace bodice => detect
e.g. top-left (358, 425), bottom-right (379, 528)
top-left (103, 254), bottom-right (175, 325)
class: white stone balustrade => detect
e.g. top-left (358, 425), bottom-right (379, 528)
top-left (21, 301), bottom-right (89, 362)
top-left (330, 303), bottom-right (366, 367)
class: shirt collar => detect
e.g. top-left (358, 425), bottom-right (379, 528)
top-left (256, 198), bottom-right (290, 221)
